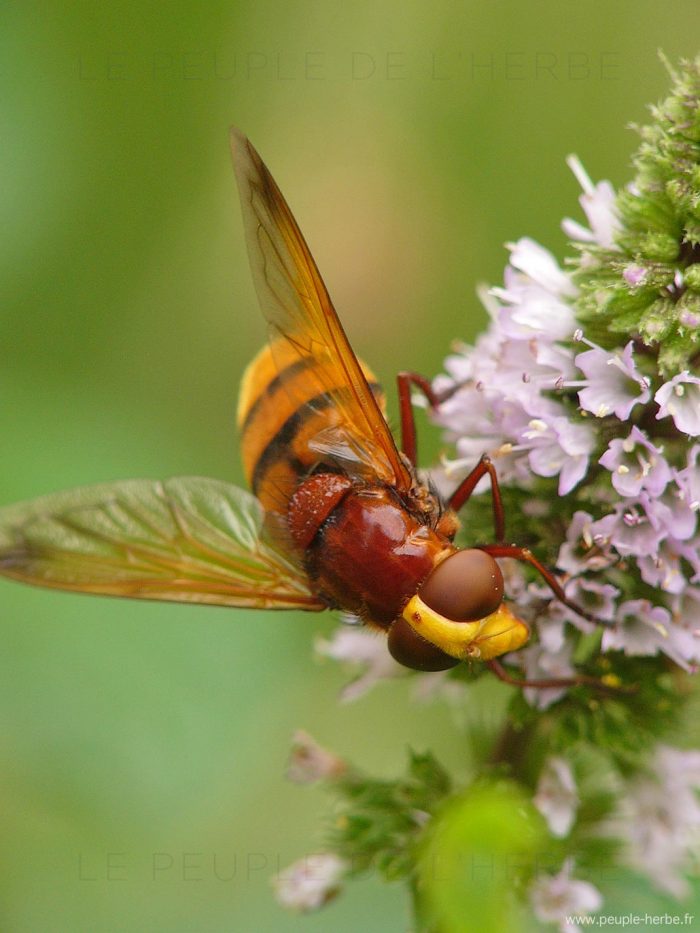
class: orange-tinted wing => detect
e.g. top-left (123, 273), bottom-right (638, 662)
top-left (0, 477), bottom-right (325, 610)
top-left (230, 128), bottom-right (413, 495)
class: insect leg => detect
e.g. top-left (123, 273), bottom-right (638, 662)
top-left (396, 372), bottom-right (470, 465)
top-left (478, 543), bottom-right (601, 624)
top-left (396, 373), bottom-right (504, 538)
top-left (396, 372), bottom-right (442, 467)
top-left (447, 456), bottom-right (505, 542)
top-left (486, 658), bottom-right (637, 696)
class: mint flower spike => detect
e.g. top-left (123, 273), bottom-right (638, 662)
top-left (431, 97), bottom-right (700, 683)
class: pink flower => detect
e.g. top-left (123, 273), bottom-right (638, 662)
top-left (562, 155), bottom-right (620, 249)
top-left (273, 853), bottom-right (347, 911)
top-left (556, 511), bottom-right (617, 575)
top-left (655, 372), bottom-right (700, 436)
top-left (575, 340), bottom-right (651, 420)
top-left (593, 495), bottom-right (669, 559)
top-left (506, 237), bottom-right (578, 299)
top-left (562, 577), bottom-right (619, 624)
top-left (674, 444), bottom-right (700, 512)
top-left (286, 731), bottom-right (346, 784)
top-left (602, 599), bottom-right (700, 670)
top-left (534, 757), bottom-right (579, 838)
top-left (315, 625), bottom-right (405, 700)
top-left (523, 412), bottom-right (594, 495)
top-left (599, 427), bottom-right (671, 497)
top-left (622, 263), bottom-right (648, 286)
top-left (530, 858), bottom-right (602, 932)
top-left (516, 641), bottom-right (576, 710)
top-left (638, 538), bottom-right (697, 596)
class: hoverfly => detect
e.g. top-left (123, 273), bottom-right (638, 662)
top-left (0, 132), bottom-right (606, 689)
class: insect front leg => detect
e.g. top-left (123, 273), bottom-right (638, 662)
top-left (479, 542), bottom-right (602, 625)
top-left (446, 455), bottom-right (505, 541)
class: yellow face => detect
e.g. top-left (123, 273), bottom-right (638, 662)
top-left (401, 593), bottom-right (530, 662)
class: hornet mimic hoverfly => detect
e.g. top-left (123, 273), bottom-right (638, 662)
top-left (0, 132), bottom-right (606, 689)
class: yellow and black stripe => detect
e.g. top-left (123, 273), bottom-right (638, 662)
top-left (237, 340), bottom-right (384, 515)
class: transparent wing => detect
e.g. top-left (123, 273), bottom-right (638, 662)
top-left (0, 477), bottom-right (325, 610)
top-left (230, 128), bottom-right (413, 492)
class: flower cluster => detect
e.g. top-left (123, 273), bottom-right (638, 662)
top-left (615, 744), bottom-right (700, 899)
top-left (528, 744), bottom-right (700, 927)
top-left (433, 156), bottom-right (700, 680)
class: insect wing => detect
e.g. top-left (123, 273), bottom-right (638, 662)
top-left (230, 129), bottom-right (413, 493)
top-left (0, 477), bottom-right (324, 610)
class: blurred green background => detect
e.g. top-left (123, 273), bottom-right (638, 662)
top-left (2, 3), bottom-right (700, 930)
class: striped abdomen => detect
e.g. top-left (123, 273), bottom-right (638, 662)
top-left (237, 341), bottom-right (385, 514)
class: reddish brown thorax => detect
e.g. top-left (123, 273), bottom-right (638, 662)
top-left (288, 475), bottom-right (455, 626)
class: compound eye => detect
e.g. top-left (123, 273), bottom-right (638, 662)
top-left (420, 549), bottom-right (504, 622)
top-left (387, 617), bottom-right (460, 671)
